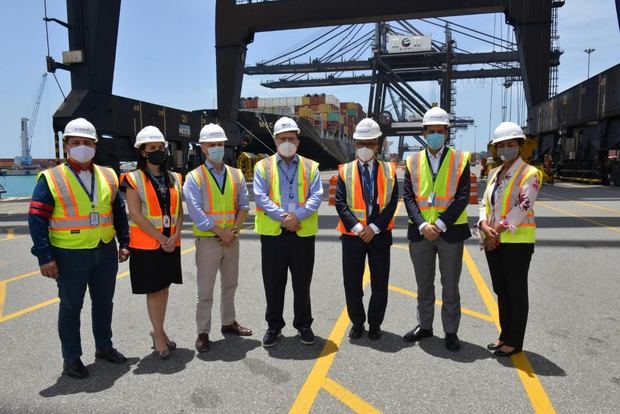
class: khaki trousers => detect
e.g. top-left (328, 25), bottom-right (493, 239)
top-left (195, 236), bottom-right (239, 334)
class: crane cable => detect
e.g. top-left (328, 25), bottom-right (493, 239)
top-left (43, 0), bottom-right (66, 99)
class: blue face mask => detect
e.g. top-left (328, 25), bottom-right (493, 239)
top-left (207, 146), bottom-right (225, 163)
top-left (426, 133), bottom-right (445, 150)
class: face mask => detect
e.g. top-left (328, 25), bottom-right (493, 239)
top-left (426, 133), bottom-right (445, 151)
top-left (146, 149), bottom-right (167, 166)
top-left (207, 146), bottom-right (225, 163)
top-left (68, 145), bottom-right (95, 163)
top-left (277, 141), bottom-right (297, 158)
top-left (356, 147), bottom-right (375, 162)
top-left (497, 146), bottom-right (520, 162)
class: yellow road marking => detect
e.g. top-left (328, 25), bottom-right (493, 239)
top-left (463, 247), bottom-right (556, 414)
top-left (0, 281), bottom-right (6, 317)
top-left (0, 247), bottom-right (196, 324)
top-left (289, 269), bottom-right (371, 414)
top-left (537, 200), bottom-right (620, 234)
top-left (388, 284), bottom-right (494, 322)
top-left (6, 228), bottom-right (14, 240)
top-left (322, 377), bottom-right (380, 414)
top-left (2, 270), bottom-right (40, 283)
top-left (540, 192), bottom-right (620, 215)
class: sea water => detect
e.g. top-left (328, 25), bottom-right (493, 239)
top-left (0, 175), bottom-right (38, 198)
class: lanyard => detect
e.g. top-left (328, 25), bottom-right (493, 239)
top-left (145, 169), bottom-right (169, 215)
top-left (67, 163), bottom-right (95, 207)
top-left (278, 161), bottom-right (297, 200)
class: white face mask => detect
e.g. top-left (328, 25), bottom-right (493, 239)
top-left (277, 141), bottom-right (297, 158)
top-left (356, 147), bottom-right (375, 162)
top-left (69, 145), bottom-right (95, 163)
top-left (207, 146), bottom-right (225, 163)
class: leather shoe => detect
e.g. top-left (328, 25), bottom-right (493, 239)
top-left (221, 321), bottom-right (253, 336)
top-left (445, 333), bottom-right (461, 352)
top-left (349, 325), bottom-right (364, 339)
top-left (95, 347), bottom-right (127, 363)
top-left (494, 347), bottom-right (522, 357)
top-left (486, 341), bottom-right (504, 351)
top-left (298, 328), bottom-right (315, 345)
top-left (368, 326), bottom-right (382, 340)
top-left (262, 329), bottom-right (282, 348)
top-left (63, 359), bottom-right (88, 379)
top-left (403, 325), bottom-right (433, 343)
top-left (195, 333), bottom-right (210, 353)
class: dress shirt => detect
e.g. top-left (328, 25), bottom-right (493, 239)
top-left (253, 154), bottom-right (323, 222)
top-left (183, 162), bottom-right (250, 232)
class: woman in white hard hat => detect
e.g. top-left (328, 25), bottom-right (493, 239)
top-left (478, 122), bottom-right (542, 357)
top-left (121, 126), bottom-right (184, 359)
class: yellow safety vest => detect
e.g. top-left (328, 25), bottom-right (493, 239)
top-left (189, 164), bottom-right (244, 237)
top-left (406, 147), bottom-right (470, 225)
top-left (254, 154), bottom-right (319, 237)
top-left (336, 160), bottom-right (396, 235)
top-left (121, 170), bottom-right (183, 249)
top-left (484, 162), bottom-right (541, 243)
top-left (41, 164), bottom-right (118, 249)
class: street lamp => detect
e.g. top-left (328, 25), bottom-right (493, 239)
top-left (473, 124), bottom-right (477, 155)
top-left (584, 48), bottom-right (595, 78)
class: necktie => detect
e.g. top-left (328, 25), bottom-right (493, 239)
top-left (362, 163), bottom-right (373, 205)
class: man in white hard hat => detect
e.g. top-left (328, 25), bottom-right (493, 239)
top-left (183, 123), bottom-right (252, 353)
top-left (28, 118), bottom-right (130, 379)
top-left (335, 118), bottom-right (398, 340)
top-left (253, 116), bottom-right (323, 348)
top-left (402, 107), bottom-right (471, 351)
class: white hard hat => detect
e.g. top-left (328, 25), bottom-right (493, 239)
top-left (63, 118), bottom-right (98, 142)
top-left (134, 125), bottom-right (166, 148)
top-left (353, 118), bottom-right (382, 140)
top-left (273, 117), bottom-right (300, 136)
top-left (199, 123), bottom-right (228, 143)
top-left (422, 107), bottom-right (450, 126)
top-left (491, 122), bottom-right (525, 145)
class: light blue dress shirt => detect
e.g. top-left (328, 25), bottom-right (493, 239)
top-left (253, 154), bottom-right (323, 222)
top-left (183, 161), bottom-right (250, 231)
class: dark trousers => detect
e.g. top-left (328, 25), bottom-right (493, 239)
top-left (260, 232), bottom-right (315, 331)
top-left (54, 241), bottom-right (118, 360)
top-left (341, 233), bottom-right (391, 328)
top-left (485, 243), bottom-right (534, 350)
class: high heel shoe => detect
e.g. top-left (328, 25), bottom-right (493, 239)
top-left (493, 347), bottom-right (523, 357)
top-left (150, 332), bottom-right (171, 360)
top-left (486, 341), bottom-right (504, 351)
top-left (150, 332), bottom-right (176, 351)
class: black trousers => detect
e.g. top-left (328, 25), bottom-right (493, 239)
top-left (260, 232), bottom-right (315, 331)
top-left (485, 243), bottom-right (534, 350)
top-left (341, 233), bottom-right (391, 328)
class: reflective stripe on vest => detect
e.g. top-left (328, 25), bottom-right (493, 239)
top-left (336, 160), bottom-right (396, 235)
top-left (406, 148), bottom-right (470, 225)
top-left (254, 155), bottom-right (319, 237)
top-left (484, 163), bottom-right (541, 243)
top-left (189, 164), bottom-right (243, 237)
top-left (42, 164), bottom-right (117, 249)
top-left (122, 170), bottom-right (182, 249)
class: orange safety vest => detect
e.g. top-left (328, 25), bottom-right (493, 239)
top-left (336, 160), bottom-right (396, 235)
top-left (121, 169), bottom-right (182, 250)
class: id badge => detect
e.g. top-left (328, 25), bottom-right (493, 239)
top-left (90, 212), bottom-right (100, 226)
top-left (287, 202), bottom-right (296, 213)
top-left (163, 215), bottom-right (171, 228)
top-left (428, 192), bottom-right (435, 207)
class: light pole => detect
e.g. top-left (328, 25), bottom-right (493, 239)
top-left (473, 124), bottom-right (477, 156)
top-left (584, 48), bottom-right (595, 78)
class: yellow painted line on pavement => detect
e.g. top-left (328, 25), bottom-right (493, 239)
top-left (6, 228), bottom-right (14, 240)
top-left (3, 270), bottom-right (41, 283)
top-left (322, 377), bottom-right (380, 414)
top-left (0, 247), bottom-right (196, 324)
top-left (540, 192), bottom-right (620, 215)
top-left (388, 284), bottom-right (494, 322)
top-left (0, 281), bottom-right (6, 317)
top-left (537, 200), bottom-right (620, 234)
top-left (289, 268), bottom-right (372, 414)
top-left (463, 247), bottom-right (556, 414)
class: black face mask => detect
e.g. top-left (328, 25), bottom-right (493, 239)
top-left (146, 149), bottom-right (167, 166)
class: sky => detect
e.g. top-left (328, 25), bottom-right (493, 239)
top-left (0, 0), bottom-right (619, 159)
